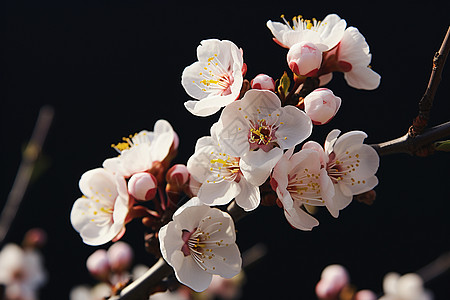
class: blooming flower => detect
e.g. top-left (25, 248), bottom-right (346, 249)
top-left (303, 88), bottom-right (341, 125)
top-left (71, 168), bottom-right (130, 246)
top-left (380, 272), bottom-right (433, 300)
top-left (182, 39), bottom-right (246, 117)
top-left (271, 148), bottom-right (334, 230)
top-left (320, 26), bottom-right (381, 90)
top-left (103, 119), bottom-right (177, 177)
top-left (303, 129), bottom-right (379, 216)
top-left (0, 243), bottom-right (47, 300)
top-left (187, 123), bottom-right (275, 211)
top-left (267, 14), bottom-right (347, 51)
top-left (159, 199), bottom-right (242, 292)
top-left (217, 89), bottom-right (312, 173)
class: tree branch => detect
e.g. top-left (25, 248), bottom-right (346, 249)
top-left (409, 26), bottom-right (450, 137)
top-left (0, 105), bottom-right (54, 245)
top-left (371, 121), bottom-right (450, 156)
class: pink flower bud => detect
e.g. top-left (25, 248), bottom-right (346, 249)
top-left (287, 42), bottom-right (322, 76)
top-left (250, 74), bottom-right (276, 91)
top-left (316, 264), bottom-right (350, 300)
top-left (23, 228), bottom-right (47, 249)
top-left (128, 172), bottom-right (157, 201)
top-left (86, 249), bottom-right (110, 280)
top-left (354, 290), bottom-right (377, 300)
top-left (166, 164), bottom-right (190, 186)
top-left (107, 241), bottom-right (133, 273)
top-left (303, 88), bottom-right (341, 125)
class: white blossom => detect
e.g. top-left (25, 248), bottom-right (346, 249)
top-left (380, 273), bottom-right (433, 300)
top-left (103, 119), bottom-right (177, 177)
top-left (182, 39), bottom-right (245, 117)
top-left (159, 199), bottom-right (242, 292)
top-left (71, 168), bottom-right (130, 246)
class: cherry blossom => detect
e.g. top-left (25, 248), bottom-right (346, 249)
top-left (182, 39), bottom-right (246, 116)
top-left (271, 148), bottom-right (334, 230)
top-left (71, 168), bottom-right (130, 246)
top-left (320, 26), bottom-right (381, 90)
top-left (217, 89), bottom-right (312, 175)
top-left (303, 129), bottom-right (379, 217)
top-left (159, 199), bottom-right (242, 292)
top-left (287, 41), bottom-right (323, 76)
top-left (0, 243), bottom-right (47, 300)
top-left (187, 123), bottom-right (274, 211)
top-left (103, 119), bottom-right (177, 177)
top-left (267, 14), bottom-right (347, 51)
top-left (303, 88), bottom-right (341, 125)
top-left (380, 273), bottom-right (433, 300)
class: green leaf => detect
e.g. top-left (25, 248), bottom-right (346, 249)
top-left (277, 71), bottom-right (291, 98)
top-left (434, 140), bottom-right (450, 152)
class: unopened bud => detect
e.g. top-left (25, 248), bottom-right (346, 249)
top-left (107, 241), bottom-right (133, 273)
top-left (166, 164), bottom-right (189, 186)
top-left (128, 172), bottom-right (157, 201)
top-left (316, 264), bottom-right (350, 300)
top-left (354, 290), bottom-right (377, 300)
top-left (23, 228), bottom-right (47, 249)
top-left (287, 41), bottom-right (322, 77)
top-left (86, 249), bottom-right (110, 281)
top-left (303, 88), bottom-right (341, 125)
top-left (250, 74), bottom-right (276, 91)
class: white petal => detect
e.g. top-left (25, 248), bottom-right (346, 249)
top-left (324, 129), bottom-right (341, 155)
top-left (344, 66), bottom-right (381, 90)
top-left (172, 251), bottom-right (213, 292)
top-left (198, 180), bottom-right (241, 207)
top-left (203, 244), bottom-right (242, 279)
top-left (302, 141), bottom-right (327, 166)
top-left (150, 120), bottom-right (175, 162)
top-left (338, 27), bottom-right (371, 67)
top-left (158, 222), bottom-right (184, 268)
top-left (346, 175), bottom-right (378, 196)
top-left (275, 105), bottom-right (312, 149)
top-left (172, 205), bottom-right (212, 232)
top-left (321, 19), bottom-right (347, 50)
top-left (78, 168), bottom-right (117, 199)
top-left (327, 184), bottom-right (353, 217)
top-left (266, 20), bottom-right (290, 47)
top-left (240, 147), bottom-right (283, 186)
top-left (235, 179), bottom-right (261, 211)
top-left (333, 130), bottom-right (367, 155)
top-left (284, 203), bottom-right (319, 231)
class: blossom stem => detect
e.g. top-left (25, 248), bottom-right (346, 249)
top-left (409, 26), bottom-right (450, 137)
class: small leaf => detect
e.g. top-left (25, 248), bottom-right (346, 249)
top-left (277, 71), bottom-right (291, 98)
top-left (434, 140), bottom-right (450, 152)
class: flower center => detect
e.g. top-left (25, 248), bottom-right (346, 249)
top-left (286, 168), bottom-right (325, 206)
top-left (281, 14), bottom-right (323, 31)
top-left (193, 54), bottom-right (234, 96)
top-left (326, 152), bottom-right (366, 186)
top-left (111, 133), bottom-right (138, 153)
top-left (248, 119), bottom-right (278, 152)
top-left (207, 153), bottom-right (241, 183)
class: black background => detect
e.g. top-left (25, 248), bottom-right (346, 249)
top-left (2, 1), bottom-right (450, 299)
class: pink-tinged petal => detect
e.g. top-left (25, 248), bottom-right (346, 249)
top-left (266, 21), bottom-right (290, 47)
top-left (284, 203), bottom-right (319, 231)
top-left (171, 251), bottom-right (213, 292)
top-left (327, 184), bottom-right (353, 217)
top-left (271, 150), bottom-right (292, 196)
top-left (150, 120), bottom-right (176, 162)
top-left (346, 175), bottom-right (379, 196)
top-left (198, 180), bottom-right (241, 207)
top-left (319, 72), bottom-right (333, 86)
top-left (240, 147), bottom-right (283, 186)
top-left (302, 141), bottom-right (327, 166)
top-left (235, 179), bottom-right (260, 211)
top-left (275, 106), bottom-right (312, 149)
top-left (172, 204), bottom-right (212, 232)
top-left (338, 27), bottom-right (371, 67)
top-left (159, 222), bottom-right (185, 266)
top-left (202, 244), bottom-right (242, 279)
top-left (324, 129), bottom-right (341, 155)
top-left (344, 65), bottom-right (381, 90)
top-left (333, 131), bottom-right (367, 155)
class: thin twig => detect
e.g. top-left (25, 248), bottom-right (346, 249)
top-left (409, 26), bottom-right (450, 137)
top-left (0, 105), bottom-right (54, 246)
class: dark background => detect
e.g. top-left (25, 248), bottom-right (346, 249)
top-left (2, 1), bottom-right (450, 299)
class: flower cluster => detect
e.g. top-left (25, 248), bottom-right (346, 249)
top-left (70, 12), bottom-right (381, 295)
